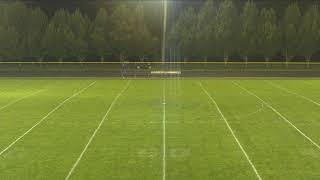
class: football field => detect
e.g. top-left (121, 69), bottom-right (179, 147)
top-left (0, 78), bottom-right (320, 179)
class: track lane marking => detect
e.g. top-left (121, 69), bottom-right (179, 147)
top-left (199, 82), bottom-right (262, 180)
top-left (0, 81), bottom-right (96, 156)
top-left (233, 81), bottom-right (320, 150)
top-left (265, 80), bottom-right (320, 106)
top-left (65, 80), bottom-right (131, 180)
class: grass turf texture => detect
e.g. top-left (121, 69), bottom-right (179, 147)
top-left (0, 78), bottom-right (319, 179)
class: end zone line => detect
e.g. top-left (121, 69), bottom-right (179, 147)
top-left (65, 80), bottom-right (131, 180)
top-left (0, 81), bottom-right (96, 157)
top-left (0, 89), bottom-right (44, 111)
top-left (162, 80), bottom-right (166, 180)
top-left (199, 82), bottom-right (262, 180)
top-left (233, 81), bottom-right (320, 150)
top-left (265, 80), bottom-right (320, 107)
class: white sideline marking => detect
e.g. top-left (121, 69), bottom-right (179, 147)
top-left (266, 80), bottom-right (320, 107)
top-left (0, 89), bottom-right (44, 111)
top-left (233, 81), bottom-right (320, 150)
top-left (162, 80), bottom-right (166, 180)
top-left (0, 82), bottom-right (96, 156)
top-left (65, 81), bottom-right (131, 180)
top-left (199, 82), bottom-right (262, 180)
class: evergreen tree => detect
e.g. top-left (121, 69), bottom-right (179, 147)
top-left (110, 4), bottom-right (133, 61)
top-left (69, 9), bottom-right (90, 62)
top-left (25, 8), bottom-right (48, 61)
top-left (169, 7), bottom-right (197, 61)
top-left (283, 2), bottom-right (301, 62)
top-left (50, 8), bottom-right (70, 29)
top-left (258, 8), bottom-right (280, 62)
top-left (131, 3), bottom-right (157, 61)
top-left (215, 0), bottom-right (238, 62)
top-left (196, 0), bottom-right (216, 61)
top-left (299, 4), bottom-right (320, 63)
top-left (110, 3), bottom-right (155, 61)
top-left (240, 0), bottom-right (259, 62)
top-left (3, 2), bottom-right (30, 58)
top-left (0, 4), bottom-right (6, 27)
top-left (42, 10), bottom-right (75, 61)
top-left (0, 26), bottom-right (19, 60)
top-left (90, 8), bottom-right (110, 62)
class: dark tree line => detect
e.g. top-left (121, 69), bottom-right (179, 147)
top-left (170, 0), bottom-right (320, 63)
top-left (1, 0), bottom-right (320, 62)
top-left (0, 1), bottom-right (159, 62)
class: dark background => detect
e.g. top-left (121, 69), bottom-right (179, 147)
top-left (1, 0), bottom-right (320, 17)
top-left (1, 0), bottom-right (320, 62)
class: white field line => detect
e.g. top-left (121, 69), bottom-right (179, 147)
top-left (199, 82), bottom-right (262, 180)
top-left (234, 103), bottom-right (264, 121)
top-left (162, 80), bottom-right (166, 180)
top-left (0, 81), bottom-right (96, 156)
top-left (0, 89), bottom-right (44, 111)
top-left (265, 80), bottom-right (320, 107)
top-left (65, 80), bottom-right (131, 180)
top-left (233, 81), bottom-right (320, 150)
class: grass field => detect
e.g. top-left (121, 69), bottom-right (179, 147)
top-left (0, 78), bottom-right (320, 180)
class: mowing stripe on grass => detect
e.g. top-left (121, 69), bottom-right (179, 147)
top-left (199, 82), bottom-right (262, 180)
top-left (302, 80), bottom-right (313, 86)
top-left (162, 80), bottom-right (166, 180)
top-left (0, 89), bottom-right (44, 111)
top-left (65, 80), bottom-right (131, 180)
top-left (233, 81), bottom-right (320, 150)
top-left (0, 81), bottom-right (96, 157)
top-left (266, 80), bottom-right (320, 107)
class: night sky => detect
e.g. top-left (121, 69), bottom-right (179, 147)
top-left (1, 0), bottom-right (320, 17)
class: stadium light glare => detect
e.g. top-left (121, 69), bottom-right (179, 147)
top-left (162, 0), bottom-right (168, 62)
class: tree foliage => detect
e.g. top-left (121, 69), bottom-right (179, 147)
top-left (195, 0), bottom-right (216, 60)
top-left (169, 7), bottom-right (197, 61)
top-left (42, 23), bottom-right (75, 61)
top-left (240, 0), bottom-right (259, 62)
top-left (0, 0), bottom-right (320, 62)
top-left (283, 3), bottom-right (301, 61)
top-left (69, 9), bottom-right (90, 61)
top-left (110, 3), bottom-right (155, 61)
top-left (215, 0), bottom-right (238, 61)
top-left (90, 8), bottom-right (110, 61)
top-left (299, 4), bottom-right (320, 62)
top-left (258, 8), bottom-right (279, 61)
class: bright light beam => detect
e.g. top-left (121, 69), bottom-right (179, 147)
top-left (162, 0), bottom-right (168, 62)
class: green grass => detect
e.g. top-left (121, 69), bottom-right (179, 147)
top-left (0, 78), bottom-right (320, 179)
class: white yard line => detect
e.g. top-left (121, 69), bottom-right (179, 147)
top-left (65, 80), bottom-right (131, 180)
top-left (233, 81), bottom-right (320, 150)
top-left (199, 82), bottom-right (262, 180)
top-left (0, 81), bottom-right (96, 156)
top-left (0, 89), bottom-right (44, 111)
top-left (266, 80), bottom-right (320, 107)
top-left (162, 80), bottom-right (166, 180)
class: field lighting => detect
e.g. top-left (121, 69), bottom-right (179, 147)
top-left (162, 0), bottom-right (168, 62)
top-left (2, 0), bottom-right (320, 180)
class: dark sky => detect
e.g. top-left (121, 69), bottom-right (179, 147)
top-left (1, 0), bottom-right (320, 16)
